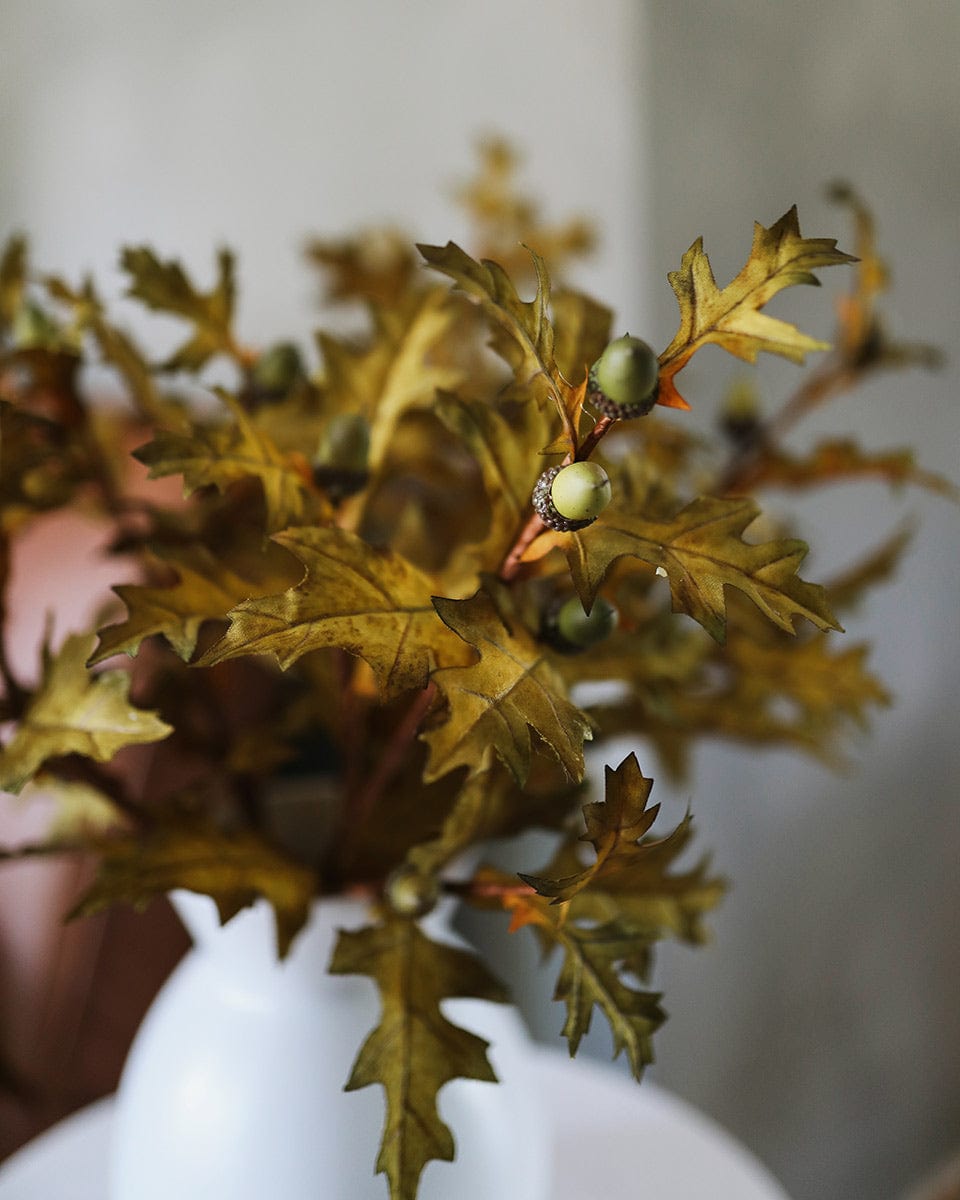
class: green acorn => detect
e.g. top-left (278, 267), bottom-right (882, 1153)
top-left (250, 341), bottom-right (305, 400)
top-left (311, 412), bottom-right (371, 500)
top-left (532, 461), bottom-right (612, 532)
top-left (544, 594), bottom-right (618, 653)
top-left (588, 334), bottom-right (659, 419)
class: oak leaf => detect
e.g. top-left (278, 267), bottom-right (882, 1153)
top-left (329, 916), bottom-right (507, 1200)
top-left (200, 526), bottom-right (470, 698)
top-left (121, 245), bottom-right (239, 372)
top-left (418, 241), bottom-right (559, 411)
top-left (70, 822), bottom-right (315, 957)
top-left (745, 439), bottom-right (960, 502)
top-left (134, 394), bottom-right (323, 532)
top-left (0, 234), bottom-right (27, 330)
top-left (567, 494), bottom-right (841, 642)
top-left (658, 207), bottom-right (856, 409)
top-left (317, 285), bottom-right (467, 471)
top-left (89, 540), bottom-right (301, 665)
top-left (0, 633), bottom-right (172, 794)
top-left (519, 753), bottom-right (661, 903)
top-left (422, 588), bottom-right (593, 785)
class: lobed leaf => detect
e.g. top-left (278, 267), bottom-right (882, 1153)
top-left (567, 494), bottom-right (842, 642)
top-left (70, 823), bottom-right (315, 957)
top-left (121, 245), bottom-right (237, 372)
top-left (134, 394), bottom-right (323, 532)
top-left (200, 526), bottom-right (470, 698)
top-left (658, 207), bottom-right (856, 409)
top-left (422, 588), bottom-right (593, 785)
top-left (0, 634), bottom-right (172, 794)
top-left (329, 916), bottom-right (507, 1200)
top-left (90, 541), bottom-right (301, 665)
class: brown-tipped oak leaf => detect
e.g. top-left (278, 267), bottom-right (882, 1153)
top-left (422, 588), bottom-right (593, 785)
top-left (200, 526), bottom-right (470, 698)
top-left (658, 206), bottom-right (856, 409)
top-left (329, 915), bottom-right (507, 1200)
top-left (0, 633), bottom-right (172, 795)
top-left (567, 494), bottom-right (842, 642)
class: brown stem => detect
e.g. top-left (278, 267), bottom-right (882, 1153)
top-left (444, 877), bottom-right (537, 901)
top-left (0, 534), bottom-right (27, 714)
top-left (716, 356), bottom-right (859, 495)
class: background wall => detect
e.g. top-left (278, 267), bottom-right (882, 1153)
top-left (1, 3), bottom-right (958, 1199)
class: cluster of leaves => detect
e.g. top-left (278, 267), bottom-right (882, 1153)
top-left (0, 146), bottom-right (951, 1199)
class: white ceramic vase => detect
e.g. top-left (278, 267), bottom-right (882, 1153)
top-left (110, 890), bottom-right (549, 1200)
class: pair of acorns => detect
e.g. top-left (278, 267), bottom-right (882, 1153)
top-left (532, 334), bottom-right (659, 532)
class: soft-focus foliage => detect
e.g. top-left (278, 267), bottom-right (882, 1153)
top-left (0, 150), bottom-right (950, 1200)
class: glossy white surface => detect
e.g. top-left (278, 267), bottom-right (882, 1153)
top-left (0, 1050), bottom-right (790, 1200)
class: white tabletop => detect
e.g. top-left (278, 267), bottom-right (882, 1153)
top-left (0, 1049), bottom-right (789, 1199)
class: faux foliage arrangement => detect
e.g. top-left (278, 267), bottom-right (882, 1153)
top-left (0, 145), bottom-right (952, 1200)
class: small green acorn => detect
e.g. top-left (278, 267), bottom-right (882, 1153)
top-left (588, 334), bottom-right (659, 419)
top-left (545, 594), bottom-right (618, 653)
top-left (532, 461), bottom-right (612, 532)
top-left (250, 341), bottom-right (305, 400)
top-left (312, 412), bottom-right (371, 500)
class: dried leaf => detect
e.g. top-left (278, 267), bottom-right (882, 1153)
top-left (329, 916), bottom-right (507, 1200)
top-left (134, 394), bottom-right (323, 532)
top-left (520, 753), bottom-right (660, 903)
top-left (422, 587), bottom-right (593, 785)
top-left (659, 207), bottom-right (856, 409)
top-left (746, 439), bottom-right (959, 502)
top-left (90, 540), bottom-right (301, 664)
top-left (200, 526), bottom-right (470, 698)
top-left (70, 822), bottom-right (315, 957)
top-left (567, 495), bottom-right (842, 642)
top-left (0, 633), bottom-right (172, 794)
top-left (417, 241), bottom-right (559, 411)
top-left (318, 286), bottom-right (466, 471)
top-left (121, 245), bottom-right (238, 371)
top-left (0, 234), bottom-right (28, 329)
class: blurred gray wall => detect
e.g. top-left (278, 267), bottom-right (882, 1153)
top-left (639, 5), bottom-right (960, 1200)
top-left (2, 3), bottom-right (958, 1199)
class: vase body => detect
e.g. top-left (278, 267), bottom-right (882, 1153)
top-left (110, 891), bottom-right (548, 1200)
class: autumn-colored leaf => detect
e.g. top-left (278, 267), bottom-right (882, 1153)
top-left (468, 867), bottom-right (665, 1079)
top-left (567, 494), bottom-right (842, 642)
top-left (422, 587), bottom-right (593, 785)
top-left (417, 241), bottom-right (559, 412)
top-left (0, 234), bottom-right (28, 329)
top-left (200, 526), bottom-right (470, 698)
top-left (329, 915), bottom-right (507, 1200)
top-left (744, 439), bottom-right (960, 502)
top-left (0, 633), bottom-right (172, 794)
top-left (70, 822), bottom-right (315, 957)
top-left (0, 400), bottom-right (87, 530)
top-left (306, 226), bottom-right (418, 307)
top-left (825, 523), bottom-right (914, 613)
top-left (121, 245), bottom-right (239, 372)
top-left (318, 285), bottom-right (467, 471)
top-left (520, 753), bottom-right (660, 903)
top-left (658, 207), bottom-right (856, 409)
top-left (90, 540), bottom-right (302, 665)
top-left (134, 394), bottom-right (324, 532)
